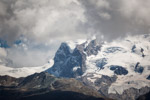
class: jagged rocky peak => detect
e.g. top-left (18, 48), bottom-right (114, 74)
top-left (46, 34), bottom-right (150, 100)
top-left (46, 37), bottom-right (103, 78)
top-left (54, 42), bottom-right (71, 63)
top-left (84, 39), bottom-right (102, 56)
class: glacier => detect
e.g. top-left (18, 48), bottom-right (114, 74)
top-left (46, 34), bottom-right (150, 100)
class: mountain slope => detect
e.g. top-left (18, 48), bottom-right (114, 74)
top-left (0, 72), bottom-right (110, 100)
top-left (46, 38), bottom-right (102, 77)
top-left (46, 34), bottom-right (150, 100)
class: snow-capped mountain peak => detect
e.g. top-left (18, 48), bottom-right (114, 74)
top-left (46, 38), bottom-right (102, 77)
top-left (46, 34), bottom-right (150, 100)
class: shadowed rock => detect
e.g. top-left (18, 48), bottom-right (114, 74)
top-left (110, 65), bottom-right (128, 75)
top-left (0, 72), bottom-right (111, 100)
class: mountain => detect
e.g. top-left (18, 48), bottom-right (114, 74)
top-left (0, 72), bottom-right (110, 100)
top-left (46, 34), bottom-right (150, 100)
top-left (46, 38), bottom-right (102, 77)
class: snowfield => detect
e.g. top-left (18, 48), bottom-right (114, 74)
top-left (0, 60), bottom-right (54, 78)
top-left (84, 35), bottom-right (150, 94)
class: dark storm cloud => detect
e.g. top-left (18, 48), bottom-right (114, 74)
top-left (0, 0), bottom-right (19, 44)
top-left (1, 0), bottom-right (150, 43)
top-left (79, 0), bottom-right (150, 40)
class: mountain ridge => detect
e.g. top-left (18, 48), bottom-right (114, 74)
top-left (46, 34), bottom-right (150, 100)
top-left (0, 72), bottom-right (110, 100)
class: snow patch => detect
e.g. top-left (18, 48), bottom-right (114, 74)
top-left (83, 34), bottom-right (150, 94)
top-left (0, 59), bottom-right (53, 78)
top-left (73, 66), bottom-right (80, 72)
top-left (66, 39), bottom-right (86, 51)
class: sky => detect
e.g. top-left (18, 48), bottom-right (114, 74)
top-left (0, 0), bottom-right (150, 67)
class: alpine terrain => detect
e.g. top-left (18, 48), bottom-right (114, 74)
top-left (46, 34), bottom-right (150, 100)
top-left (0, 72), bottom-right (109, 100)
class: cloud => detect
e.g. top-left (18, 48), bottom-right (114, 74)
top-left (1, 0), bottom-right (150, 43)
top-left (0, 0), bottom-right (150, 67)
top-left (79, 0), bottom-right (150, 40)
top-left (1, 38), bottom-right (59, 67)
top-left (0, 48), bottom-right (7, 57)
top-left (0, 0), bottom-right (87, 44)
top-left (0, 0), bottom-right (88, 67)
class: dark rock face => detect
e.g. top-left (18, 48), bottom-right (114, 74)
top-left (46, 39), bottom-right (102, 78)
top-left (146, 75), bottom-right (150, 80)
top-left (141, 48), bottom-right (145, 57)
top-left (72, 43), bottom-right (87, 76)
top-left (47, 42), bottom-right (86, 77)
top-left (137, 91), bottom-right (150, 100)
top-left (84, 40), bottom-right (101, 56)
top-left (135, 62), bottom-right (144, 74)
top-left (54, 43), bottom-right (71, 63)
top-left (135, 67), bottom-right (144, 73)
top-left (135, 62), bottom-right (140, 69)
top-left (132, 45), bottom-right (136, 52)
top-left (0, 72), bottom-right (110, 100)
top-left (110, 65), bottom-right (128, 75)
